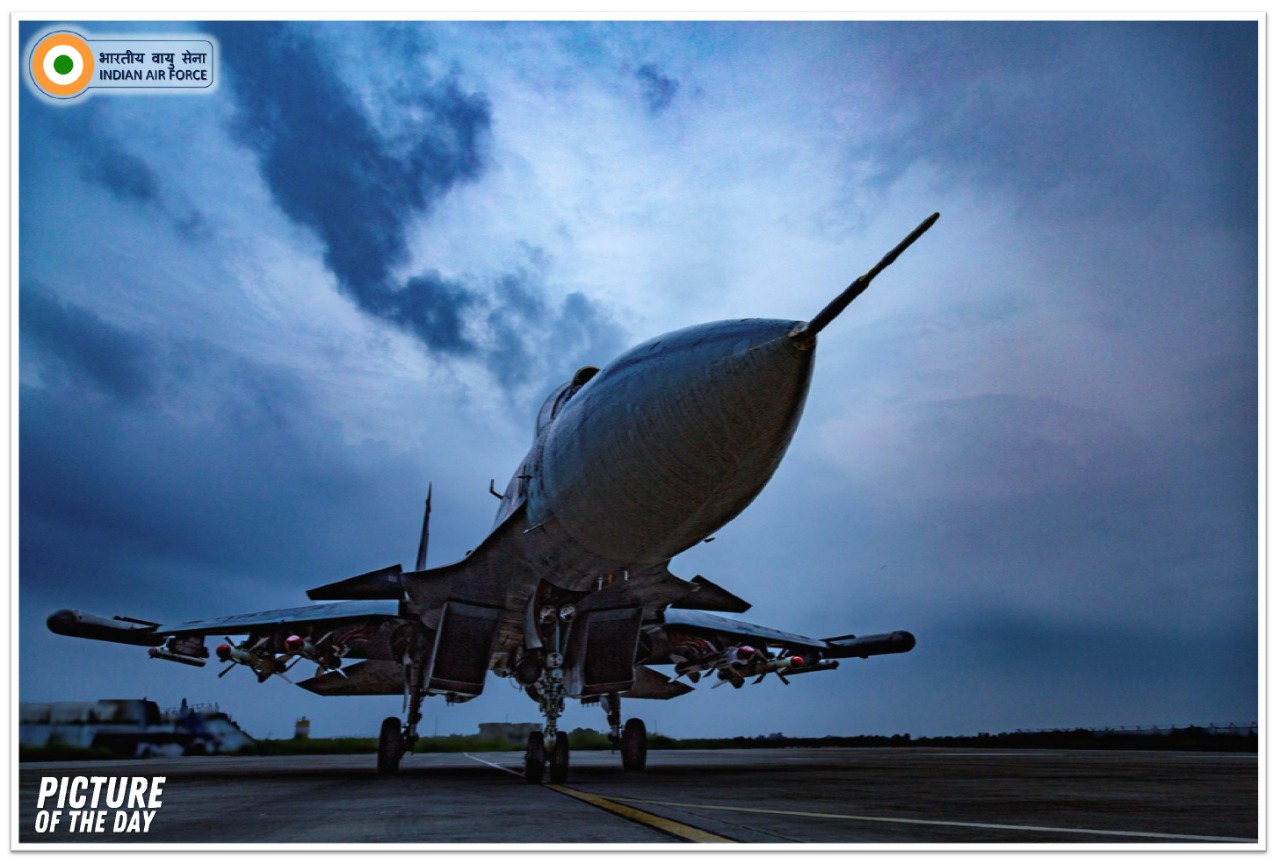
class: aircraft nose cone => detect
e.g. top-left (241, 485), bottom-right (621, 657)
top-left (534, 318), bottom-right (814, 564)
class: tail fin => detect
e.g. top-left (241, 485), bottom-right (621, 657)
top-left (415, 483), bottom-right (432, 571)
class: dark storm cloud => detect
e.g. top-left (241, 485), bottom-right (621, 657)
top-left (206, 21), bottom-right (490, 357)
top-left (861, 21), bottom-right (1257, 224)
top-left (392, 272), bottom-right (481, 357)
top-left (484, 268), bottom-right (626, 394)
top-left (636, 62), bottom-right (678, 114)
top-left (20, 282), bottom-right (156, 402)
top-left (207, 22), bottom-right (624, 396)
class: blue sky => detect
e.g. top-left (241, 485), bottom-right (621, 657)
top-left (18, 19), bottom-right (1258, 740)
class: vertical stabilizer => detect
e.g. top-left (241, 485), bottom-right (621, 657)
top-left (415, 483), bottom-right (432, 571)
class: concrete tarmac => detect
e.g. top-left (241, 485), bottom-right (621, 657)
top-left (17, 747), bottom-right (1258, 846)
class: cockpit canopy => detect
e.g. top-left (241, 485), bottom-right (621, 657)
top-left (535, 365), bottom-right (599, 441)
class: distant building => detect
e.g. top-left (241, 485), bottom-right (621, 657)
top-left (20, 699), bottom-right (254, 757)
top-left (477, 722), bottom-right (541, 743)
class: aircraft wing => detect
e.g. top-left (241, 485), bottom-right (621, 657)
top-left (645, 608), bottom-right (915, 691)
top-left (155, 600), bottom-right (404, 637)
top-left (47, 600), bottom-right (412, 694)
top-left (49, 600), bottom-right (404, 643)
top-left (661, 609), bottom-right (830, 650)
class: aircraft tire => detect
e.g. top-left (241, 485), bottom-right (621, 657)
top-left (621, 718), bottom-right (647, 771)
top-left (525, 731), bottom-right (546, 784)
top-left (377, 716), bottom-right (403, 775)
top-left (549, 731), bottom-right (570, 784)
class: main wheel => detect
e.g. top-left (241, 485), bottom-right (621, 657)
top-left (621, 718), bottom-right (647, 771)
top-left (549, 731), bottom-right (570, 784)
top-left (377, 716), bottom-right (404, 775)
top-left (524, 731), bottom-right (546, 784)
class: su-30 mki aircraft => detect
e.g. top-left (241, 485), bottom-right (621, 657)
top-left (49, 214), bottom-right (938, 782)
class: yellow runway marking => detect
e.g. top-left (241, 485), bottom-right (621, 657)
top-left (463, 754), bottom-right (735, 843)
top-left (609, 796), bottom-right (1254, 843)
top-left (546, 785), bottom-right (737, 844)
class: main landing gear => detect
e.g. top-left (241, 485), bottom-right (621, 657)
top-left (621, 717), bottom-right (647, 771)
top-left (377, 716), bottom-right (405, 774)
top-left (377, 655), bottom-right (426, 775)
top-left (606, 693), bottom-right (647, 771)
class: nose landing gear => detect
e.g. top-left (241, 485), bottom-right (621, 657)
top-left (525, 603), bottom-right (572, 783)
top-left (522, 600), bottom-right (650, 784)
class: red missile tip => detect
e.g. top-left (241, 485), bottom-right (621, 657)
top-left (736, 645), bottom-right (756, 661)
top-left (148, 648), bottom-right (159, 657)
top-left (215, 644), bottom-right (232, 660)
top-left (285, 635), bottom-right (304, 652)
top-left (790, 656), bottom-right (805, 668)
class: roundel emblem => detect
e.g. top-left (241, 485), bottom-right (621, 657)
top-left (31, 32), bottom-right (95, 98)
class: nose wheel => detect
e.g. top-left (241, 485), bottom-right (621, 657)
top-left (549, 731), bottom-right (570, 784)
top-left (524, 731), bottom-right (545, 783)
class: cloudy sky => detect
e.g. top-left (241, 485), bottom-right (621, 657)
top-left (18, 19), bottom-right (1258, 740)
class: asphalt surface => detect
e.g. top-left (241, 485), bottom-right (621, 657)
top-left (16, 747), bottom-right (1258, 846)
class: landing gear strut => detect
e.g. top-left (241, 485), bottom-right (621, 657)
top-left (604, 692), bottom-right (622, 745)
top-left (527, 603), bottom-right (573, 782)
top-left (378, 648), bottom-right (427, 775)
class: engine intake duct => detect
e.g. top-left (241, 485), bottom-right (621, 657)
top-left (47, 609), bottom-right (165, 647)
top-left (822, 630), bottom-right (916, 659)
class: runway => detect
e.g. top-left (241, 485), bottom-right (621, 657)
top-left (17, 747), bottom-right (1258, 846)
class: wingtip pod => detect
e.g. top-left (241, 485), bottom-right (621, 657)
top-left (822, 630), bottom-right (916, 659)
top-left (47, 608), bottom-right (166, 646)
top-left (790, 211), bottom-right (940, 349)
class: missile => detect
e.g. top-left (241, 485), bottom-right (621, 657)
top-left (46, 609), bottom-right (165, 647)
top-left (216, 641), bottom-right (291, 682)
top-left (757, 654), bottom-right (806, 674)
top-left (215, 642), bottom-right (256, 666)
top-left (284, 634), bottom-right (342, 670)
top-left (779, 659), bottom-right (839, 677)
top-left (148, 647), bottom-right (207, 667)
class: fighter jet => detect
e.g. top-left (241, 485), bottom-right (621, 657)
top-left (48, 213), bottom-right (938, 783)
